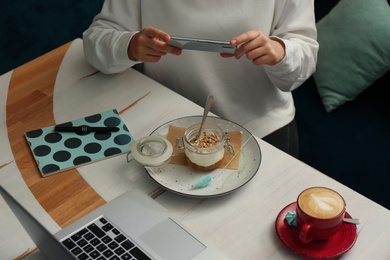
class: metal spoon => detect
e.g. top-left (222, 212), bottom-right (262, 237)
top-left (195, 95), bottom-right (214, 140)
top-left (343, 218), bottom-right (360, 225)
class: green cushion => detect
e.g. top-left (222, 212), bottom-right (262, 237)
top-left (313, 0), bottom-right (390, 112)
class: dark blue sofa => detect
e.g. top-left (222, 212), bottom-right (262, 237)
top-left (0, 0), bottom-right (103, 75)
top-left (294, 0), bottom-right (390, 210)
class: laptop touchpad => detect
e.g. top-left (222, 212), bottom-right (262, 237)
top-left (140, 218), bottom-right (206, 260)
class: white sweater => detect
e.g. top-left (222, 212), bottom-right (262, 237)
top-left (83, 0), bottom-right (318, 138)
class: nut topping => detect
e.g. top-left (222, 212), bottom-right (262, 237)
top-left (191, 132), bottom-right (220, 148)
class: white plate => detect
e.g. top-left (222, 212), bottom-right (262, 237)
top-left (146, 116), bottom-right (261, 197)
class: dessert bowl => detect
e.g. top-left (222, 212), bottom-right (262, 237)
top-left (183, 123), bottom-right (228, 171)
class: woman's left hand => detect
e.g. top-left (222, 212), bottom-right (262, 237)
top-left (221, 30), bottom-right (285, 66)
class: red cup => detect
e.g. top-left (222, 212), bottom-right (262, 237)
top-left (296, 187), bottom-right (346, 243)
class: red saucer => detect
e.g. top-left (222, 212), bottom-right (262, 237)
top-left (275, 202), bottom-right (357, 259)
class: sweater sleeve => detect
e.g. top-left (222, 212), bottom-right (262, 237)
top-left (264, 0), bottom-right (319, 92)
top-left (82, 0), bottom-right (141, 74)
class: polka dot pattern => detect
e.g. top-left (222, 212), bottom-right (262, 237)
top-left (25, 109), bottom-right (134, 176)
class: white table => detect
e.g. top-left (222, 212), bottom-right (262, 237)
top-left (1, 39), bottom-right (390, 259)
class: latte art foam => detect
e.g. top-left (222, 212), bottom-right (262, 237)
top-left (298, 187), bottom-right (345, 219)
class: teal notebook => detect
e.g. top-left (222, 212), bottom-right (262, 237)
top-left (25, 109), bottom-right (134, 177)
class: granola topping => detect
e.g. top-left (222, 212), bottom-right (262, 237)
top-left (191, 132), bottom-right (220, 148)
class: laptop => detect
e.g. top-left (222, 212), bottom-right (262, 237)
top-left (0, 186), bottom-right (227, 260)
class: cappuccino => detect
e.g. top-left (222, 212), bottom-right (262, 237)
top-left (298, 187), bottom-right (345, 219)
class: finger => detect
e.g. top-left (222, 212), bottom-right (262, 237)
top-left (231, 30), bottom-right (261, 47)
top-left (143, 27), bottom-right (170, 42)
top-left (234, 39), bottom-right (260, 59)
top-left (145, 40), bottom-right (181, 58)
top-left (248, 48), bottom-right (278, 66)
top-left (142, 46), bottom-right (168, 63)
top-left (142, 31), bottom-right (181, 55)
top-left (162, 43), bottom-right (182, 56)
top-left (220, 53), bottom-right (235, 58)
top-left (245, 46), bottom-right (268, 61)
top-left (145, 45), bottom-right (168, 57)
top-left (252, 55), bottom-right (270, 66)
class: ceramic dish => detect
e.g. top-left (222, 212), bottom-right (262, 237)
top-left (275, 202), bottom-right (358, 259)
top-left (146, 116), bottom-right (261, 197)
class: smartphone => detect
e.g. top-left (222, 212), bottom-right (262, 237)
top-left (168, 36), bottom-right (236, 54)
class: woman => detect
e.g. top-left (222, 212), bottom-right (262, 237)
top-left (83, 1), bottom-right (318, 157)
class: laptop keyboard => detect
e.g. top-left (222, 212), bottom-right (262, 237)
top-left (61, 217), bottom-right (151, 260)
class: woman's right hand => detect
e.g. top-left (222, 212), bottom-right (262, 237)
top-left (127, 27), bottom-right (182, 63)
